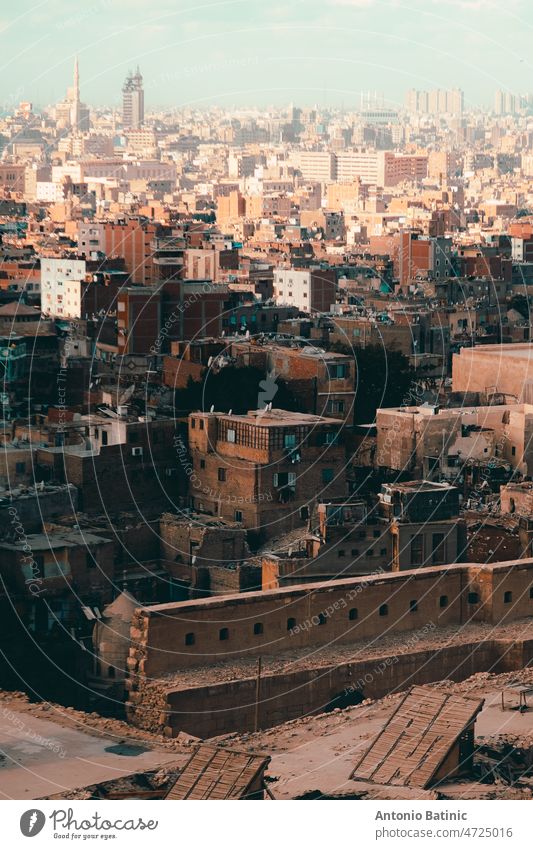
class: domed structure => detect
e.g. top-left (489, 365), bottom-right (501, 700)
top-left (92, 590), bottom-right (138, 683)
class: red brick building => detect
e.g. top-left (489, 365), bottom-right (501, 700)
top-left (187, 408), bottom-right (346, 540)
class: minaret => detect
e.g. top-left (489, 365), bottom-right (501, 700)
top-left (71, 56), bottom-right (80, 131)
top-left (74, 56), bottom-right (80, 102)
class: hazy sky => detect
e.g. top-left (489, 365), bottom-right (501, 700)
top-left (2, 0), bottom-right (532, 111)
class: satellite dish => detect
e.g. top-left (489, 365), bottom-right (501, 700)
top-left (210, 405), bottom-right (214, 413)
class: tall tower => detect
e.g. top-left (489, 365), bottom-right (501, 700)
top-left (70, 56), bottom-right (81, 130)
top-left (122, 67), bottom-right (144, 129)
top-left (74, 56), bottom-right (80, 101)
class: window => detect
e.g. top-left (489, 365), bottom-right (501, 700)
top-left (199, 419), bottom-right (204, 430)
top-left (338, 549), bottom-right (345, 557)
top-left (284, 433), bottom-right (296, 448)
top-left (15, 462), bottom-right (25, 474)
top-left (440, 595), bottom-right (448, 608)
top-left (327, 400), bottom-right (345, 414)
top-left (253, 622), bottom-right (263, 635)
top-left (373, 530), bottom-right (380, 538)
top-left (409, 599), bottom-right (418, 613)
top-left (273, 472), bottom-right (296, 488)
top-left (318, 613), bottom-right (327, 625)
top-left (504, 591), bottom-right (512, 604)
top-left (101, 430), bottom-right (108, 446)
top-left (328, 363), bottom-right (347, 379)
top-left (218, 468), bottom-right (226, 482)
top-left (380, 548), bottom-right (387, 556)
top-left (129, 431), bottom-right (138, 443)
top-left (431, 533), bottom-right (446, 565)
top-left (351, 548), bottom-right (359, 556)
top-left (287, 617), bottom-right (296, 630)
top-left (219, 628), bottom-right (229, 641)
top-left (322, 468), bottom-right (334, 484)
top-left (468, 592), bottom-right (479, 604)
top-left (234, 510), bottom-right (243, 522)
top-left (227, 428), bottom-right (236, 443)
top-left (379, 604), bottom-right (388, 617)
top-left (349, 608), bottom-right (358, 621)
top-left (185, 632), bottom-right (195, 646)
top-left (530, 587), bottom-right (533, 600)
top-left (200, 459), bottom-right (206, 469)
top-left (512, 446), bottom-right (516, 456)
top-left (410, 535), bottom-right (424, 566)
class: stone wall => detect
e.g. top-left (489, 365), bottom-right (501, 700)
top-left (128, 636), bottom-right (533, 738)
top-left (125, 558), bottom-right (533, 737)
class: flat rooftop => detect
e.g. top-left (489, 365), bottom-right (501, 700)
top-left (218, 409), bottom-right (344, 427)
top-left (456, 343), bottom-right (533, 360)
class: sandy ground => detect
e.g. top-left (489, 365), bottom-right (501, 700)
top-left (221, 671), bottom-right (533, 799)
top-left (0, 707), bottom-right (184, 799)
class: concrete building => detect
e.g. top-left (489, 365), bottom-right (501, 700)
top-left (293, 151), bottom-right (336, 182)
top-left (122, 67), bottom-right (144, 129)
top-left (452, 344), bottom-right (533, 403)
top-left (273, 268), bottom-right (337, 313)
top-left (376, 402), bottom-right (533, 478)
top-left (399, 232), bottom-right (453, 285)
top-left (41, 257), bottom-right (87, 318)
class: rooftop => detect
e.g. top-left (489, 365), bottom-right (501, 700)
top-left (215, 408), bottom-right (344, 427)
top-left (350, 685), bottom-right (484, 788)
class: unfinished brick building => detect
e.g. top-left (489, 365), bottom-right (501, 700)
top-left (159, 512), bottom-right (259, 595)
top-left (230, 342), bottom-right (356, 424)
top-left (187, 408), bottom-right (346, 540)
top-left (262, 481), bottom-right (466, 588)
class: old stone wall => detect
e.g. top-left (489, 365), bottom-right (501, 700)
top-left (127, 636), bottom-right (533, 738)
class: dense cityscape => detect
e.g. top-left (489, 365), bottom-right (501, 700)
top-left (2, 30), bottom-right (533, 820)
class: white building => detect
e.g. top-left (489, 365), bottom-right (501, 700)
top-left (36, 182), bottom-right (65, 203)
top-left (41, 258), bottom-right (87, 318)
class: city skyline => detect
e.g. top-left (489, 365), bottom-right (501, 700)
top-left (2, 0), bottom-right (532, 109)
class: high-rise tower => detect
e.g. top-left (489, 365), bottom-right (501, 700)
top-left (122, 67), bottom-right (144, 129)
